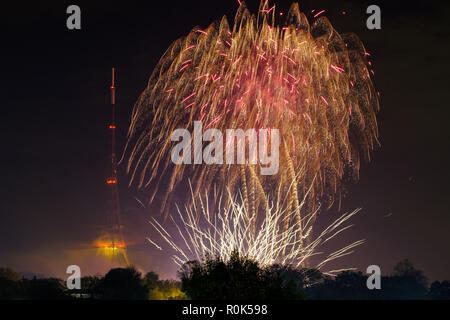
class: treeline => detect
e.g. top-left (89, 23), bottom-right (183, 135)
top-left (1, 255), bottom-right (449, 300)
top-left (0, 266), bottom-right (185, 300)
top-left (179, 252), bottom-right (450, 300)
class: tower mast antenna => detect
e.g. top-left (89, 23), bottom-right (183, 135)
top-left (103, 67), bottom-right (129, 265)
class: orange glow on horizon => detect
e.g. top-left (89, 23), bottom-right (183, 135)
top-left (95, 242), bottom-right (126, 249)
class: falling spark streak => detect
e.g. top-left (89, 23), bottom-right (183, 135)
top-left (313, 10), bottom-right (326, 18)
top-left (148, 181), bottom-right (364, 275)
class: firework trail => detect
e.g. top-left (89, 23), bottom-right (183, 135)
top-left (147, 181), bottom-right (364, 276)
top-left (126, 1), bottom-right (378, 253)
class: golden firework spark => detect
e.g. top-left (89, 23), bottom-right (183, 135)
top-left (147, 181), bottom-right (364, 276)
top-left (126, 1), bottom-right (379, 250)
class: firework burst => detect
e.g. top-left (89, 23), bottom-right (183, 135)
top-left (126, 0), bottom-right (378, 254)
top-left (147, 181), bottom-right (364, 276)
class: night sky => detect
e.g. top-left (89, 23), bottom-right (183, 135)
top-left (1, 0), bottom-right (449, 281)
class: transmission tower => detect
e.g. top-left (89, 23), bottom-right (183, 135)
top-left (97, 67), bottom-right (129, 266)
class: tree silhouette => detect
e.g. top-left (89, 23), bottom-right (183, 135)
top-left (21, 277), bottom-right (70, 300)
top-left (277, 267), bottom-right (324, 292)
top-left (179, 251), bottom-right (304, 299)
top-left (97, 267), bottom-right (148, 300)
top-left (305, 271), bottom-right (374, 300)
top-left (0, 267), bottom-right (21, 299)
top-left (143, 271), bottom-right (159, 290)
top-left (429, 280), bottom-right (450, 300)
top-left (389, 259), bottom-right (428, 299)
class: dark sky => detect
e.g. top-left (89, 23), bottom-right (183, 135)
top-left (1, 0), bottom-right (449, 281)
